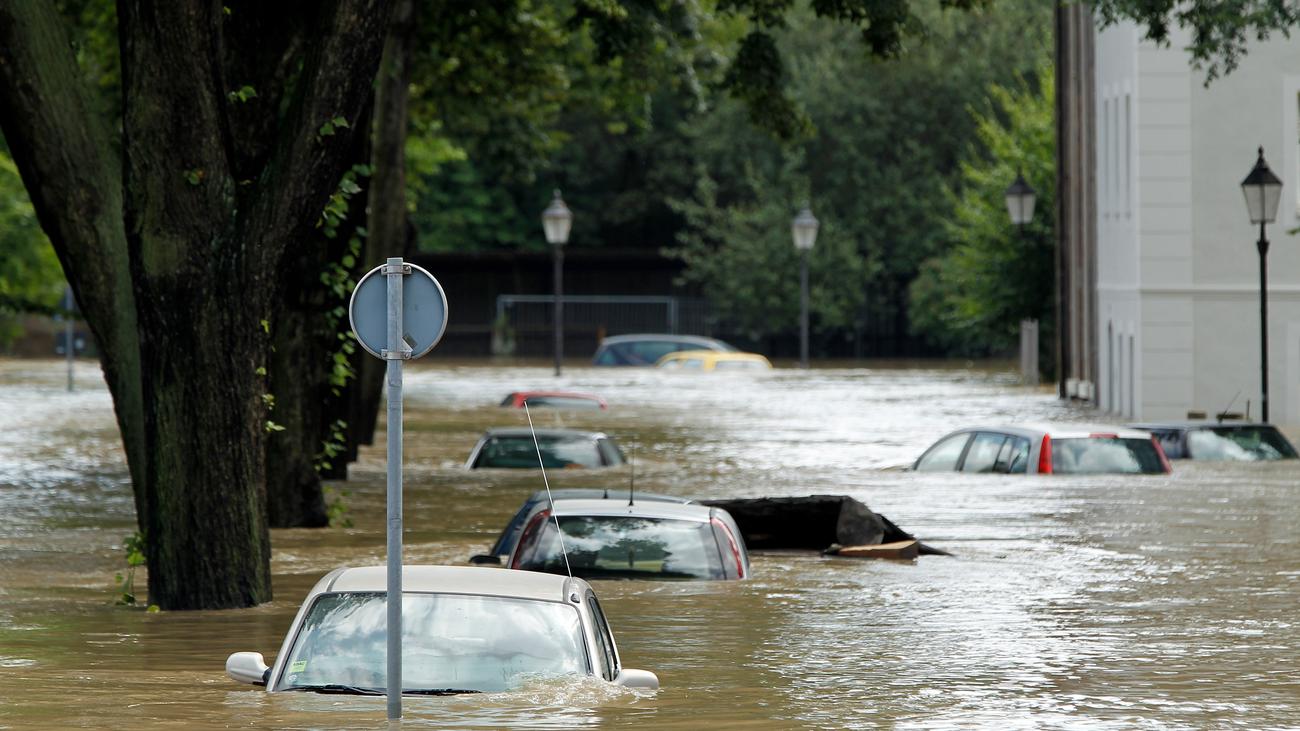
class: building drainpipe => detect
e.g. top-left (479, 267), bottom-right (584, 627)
top-left (1054, 0), bottom-right (1071, 400)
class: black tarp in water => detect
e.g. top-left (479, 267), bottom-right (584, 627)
top-left (700, 495), bottom-right (948, 555)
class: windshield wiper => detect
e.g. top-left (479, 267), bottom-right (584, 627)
top-left (404, 688), bottom-right (483, 696)
top-left (285, 684), bottom-right (384, 696)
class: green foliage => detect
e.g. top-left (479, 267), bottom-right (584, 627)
top-left (908, 67), bottom-right (1055, 356)
top-left (1091, 0), bottom-right (1300, 81)
top-left (227, 85), bottom-right (257, 103)
top-left (114, 531), bottom-right (146, 605)
top-left (314, 419), bottom-right (349, 475)
top-left (316, 165), bottom-right (367, 398)
top-left (0, 143), bottom-right (64, 345)
top-left (318, 116), bottom-right (350, 138)
top-left (323, 484), bottom-right (353, 528)
top-left (664, 0), bottom-right (1051, 343)
top-left (670, 162), bottom-right (873, 337)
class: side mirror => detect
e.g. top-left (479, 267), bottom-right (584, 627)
top-left (468, 554), bottom-right (502, 566)
top-left (614, 668), bottom-right (659, 690)
top-left (226, 651), bottom-right (270, 686)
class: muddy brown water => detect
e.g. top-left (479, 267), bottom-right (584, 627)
top-left (1, 359), bottom-right (1298, 729)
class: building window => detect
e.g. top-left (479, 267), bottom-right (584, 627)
top-left (1102, 97), bottom-right (1111, 217)
top-left (1124, 94), bottom-right (1132, 216)
top-left (1112, 96), bottom-right (1121, 216)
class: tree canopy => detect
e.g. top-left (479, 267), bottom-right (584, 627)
top-left (1091, 0), bottom-right (1300, 80)
top-left (908, 70), bottom-right (1055, 357)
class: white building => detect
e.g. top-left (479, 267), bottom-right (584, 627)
top-left (1093, 21), bottom-right (1300, 423)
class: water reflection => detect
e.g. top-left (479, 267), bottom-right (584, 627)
top-left (1, 359), bottom-right (1298, 728)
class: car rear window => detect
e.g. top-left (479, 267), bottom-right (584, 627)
top-left (1051, 437), bottom-right (1166, 474)
top-left (516, 515), bottom-right (725, 580)
top-left (475, 435), bottom-right (603, 469)
top-left (915, 433), bottom-right (971, 471)
top-left (1187, 426), bottom-right (1298, 460)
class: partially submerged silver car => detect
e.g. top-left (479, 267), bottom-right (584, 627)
top-left (508, 499), bottom-right (750, 580)
top-left (913, 423), bottom-right (1171, 474)
top-left (225, 565), bottom-right (658, 694)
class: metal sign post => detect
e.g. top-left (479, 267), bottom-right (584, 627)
top-left (348, 258), bottom-right (447, 720)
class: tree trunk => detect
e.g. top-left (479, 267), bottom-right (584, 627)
top-left (265, 120), bottom-right (373, 525)
top-left (263, 287), bottom-right (333, 528)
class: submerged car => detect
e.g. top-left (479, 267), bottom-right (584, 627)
top-left (592, 334), bottom-right (737, 366)
top-left (655, 350), bottom-right (772, 372)
top-left (913, 423), bottom-right (1171, 475)
top-left (508, 498), bottom-right (750, 581)
top-left (1130, 421), bottom-right (1298, 461)
top-left (473, 489), bottom-right (695, 564)
top-left (500, 391), bottom-right (608, 411)
top-left (466, 428), bottom-right (626, 469)
top-left (225, 565), bottom-right (659, 694)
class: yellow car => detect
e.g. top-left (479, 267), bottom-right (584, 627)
top-left (655, 349), bottom-right (772, 371)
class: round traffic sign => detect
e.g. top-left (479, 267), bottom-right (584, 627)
top-left (348, 261), bottom-right (448, 359)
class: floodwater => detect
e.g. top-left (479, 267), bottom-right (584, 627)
top-left (1, 358), bottom-right (1298, 729)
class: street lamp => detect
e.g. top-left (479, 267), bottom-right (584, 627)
top-left (791, 204), bottom-right (819, 369)
top-left (1240, 147), bottom-right (1283, 422)
top-left (542, 189), bottom-right (572, 377)
top-left (1006, 173), bottom-right (1039, 386)
top-left (1005, 171), bottom-right (1037, 227)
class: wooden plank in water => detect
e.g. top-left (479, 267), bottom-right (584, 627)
top-left (831, 539), bottom-right (920, 560)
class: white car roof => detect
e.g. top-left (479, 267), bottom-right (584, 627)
top-left (313, 565), bottom-right (584, 603)
top-left (548, 498), bottom-right (714, 522)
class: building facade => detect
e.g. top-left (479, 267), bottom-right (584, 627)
top-left (1091, 20), bottom-right (1300, 422)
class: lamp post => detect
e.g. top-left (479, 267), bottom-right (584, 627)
top-left (1006, 173), bottom-right (1039, 386)
top-left (1240, 147), bottom-right (1283, 422)
top-left (542, 190), bottom-right (572, 377)
top-left (1005, 171), bottom-right (1037, 229)
top-left (791, 204), bottom-right (819, 369)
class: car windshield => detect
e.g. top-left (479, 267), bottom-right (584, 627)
top-left (1187, 426), bottom-right (1298, 461)
top-left (1051, 437), bottom-right (1166, 474)
top-left (276, 592), bottom-right (587, 693)
top-left (476, 435), bottom-right (603, 468)
top-left (517, 515), bottom-right (724, 580)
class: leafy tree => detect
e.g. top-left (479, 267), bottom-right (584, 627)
top-left (908, 70), bottom-right (1055, 357)
top-left (671, 160), bottom-right (874, 337)
top-left (665, 0), bottom-right (1051, 347)
top-left (0, 145), bottom-right (64, 344)
top-left (1090, 0), bottom-right (1300, 80)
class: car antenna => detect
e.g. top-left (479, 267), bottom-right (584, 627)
top-left (628, 440), bottom-right (635, 507)
top-left (1216, 391), bottom-right (1241, 423)
top-left (524, 402), bottom-right (572, 578)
